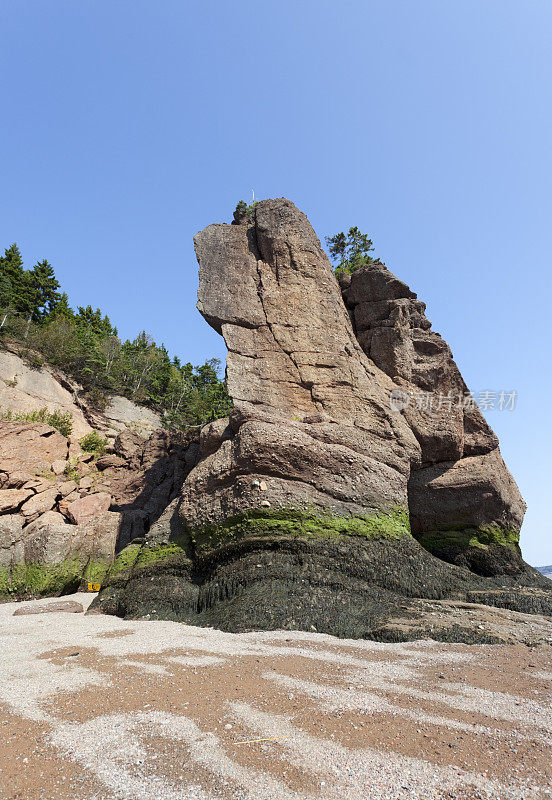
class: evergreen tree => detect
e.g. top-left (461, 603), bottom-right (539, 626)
top-left (325, 227), bottom-right (376, 275)
top-left (75, 306), bottom-right (117, 338)
top-left (47, 292), bottom-right (74, 322)
top-left (0, 244), bottom-right (24, 314)
top-left (25, 260), bottom-right (60, 321)
top-left (0, 241), bottom-right (232, 430)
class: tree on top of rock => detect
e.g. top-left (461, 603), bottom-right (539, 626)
top-left (325, 227), bottom-right (378, 275)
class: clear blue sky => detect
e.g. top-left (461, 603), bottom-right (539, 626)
top-left (1, 1), bottom-right (550, 564)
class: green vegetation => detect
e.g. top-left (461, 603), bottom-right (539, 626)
top-left (0, 556), bottom-right (112, 598)
top-left (190, 506), bottom-right (411, 553)
top-left (80, 430), bottom-right (109, 456)
top-left (63, 459), bottom-right (80, 482)
top-left (325, 227), bottom-right (381, 275)
top-left (234, 199), bottom-right (258, 218)
top-left (104, 542), bottom-right (143, 582)
top-left (0, 243), bottom-right (232, 431)
top-left (416, 525), bottom-right (520, 556)
top-left (99, 508), bottom-right (411, 582)
top-left (0, 406), bottom-right (73, 437)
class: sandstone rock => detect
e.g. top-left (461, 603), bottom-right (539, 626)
top-left (4, 471), bottom-right (34, 489)
top-left (190, 198), bottom-right (419, 525)
top-left (76, 461), bottom-right (93, 478)
top-left (51, 459), bottom-right (67, 475)
top-left (102, 395), bottom-right (161, 437)
top-left (24, 477), bottom-right (56, 493)
top-left (78, 476), bottom-right (94, 490)
top-left (340, 259), bottom-right (525, 569)
top-left (113, 429), bottom-right (144, 462)
top-left (66, 492), bottom-right (112, 525)
top-left (20, 487), bottom-right (59, 517)
top-left (341, 262), bottom-right (499, 462)
top-left (0, 515), bottom-right (24, 566)
top-left (13, 599), bottom-right (84, 615)
top-left (0, 422), bottom-right (68, 475)
top-left (58, 479), bottom-right (77, 497)
top-left (95, 454), bottom-right (126, 471)
top-left (92, 199), bottom-right (548, 640)
top-left (0, 488), bottom-right (33, 513)
top-left (58, 490), bottom-right (80, 517)
top-left (0, 350), bottom-right (92, 438)
top-left (23, 512), bottom-right (79, 564)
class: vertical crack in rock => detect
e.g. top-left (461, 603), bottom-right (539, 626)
top-left (90, 198), bottom-right (551, 638)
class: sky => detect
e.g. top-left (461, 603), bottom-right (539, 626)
top-left (1, 0), bottom-right (551, 564)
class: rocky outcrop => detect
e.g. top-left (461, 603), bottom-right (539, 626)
top-left (339, 262), bottom-right (526, 573)
top-left (92, 199), bottom-right (551, 640)
top-left (0, 347), bottom-right (161, 442)
top-left (0, 350), bottom-right (92, 438)
top-left (0, 419), bottom-right (199, 597)
top-left (99, 395), bottom-right (162, 439)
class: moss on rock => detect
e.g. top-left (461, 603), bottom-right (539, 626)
top-left (189, 506), bottom-right (411, 554)
top-left (415, 525), bottom-right (523, 577)
top-left (0, 556), bottom-right (113, 600)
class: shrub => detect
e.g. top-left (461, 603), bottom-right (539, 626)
top-left (0, 407), bottom-right (73, 437)
top-left (80, 430), bottom-right (109, 456)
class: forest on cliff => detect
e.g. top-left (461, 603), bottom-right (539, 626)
top-left (0, 242), bottom-right (231, 430)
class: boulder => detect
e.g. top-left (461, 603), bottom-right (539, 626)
top-left (65, 492), bottom-right (112, 525)
top-left (0, 422), bottom-right (68, 475)
top-left (58, 479), bottom-right (77, 497)
top-left (95, 454), bottom-right (126, 471)
top-left (13, 599), bottom-right (84, 615)
top-left (51, 459), bottom-right (67, 475)
top-left (20, 487), bottom-right (59, 518)
top-left (0, 514), bottom-right (25, 566)
top-left (3, 471), bottom-right (34, 489)
top-left (0, 488), bottom-right (33, 514)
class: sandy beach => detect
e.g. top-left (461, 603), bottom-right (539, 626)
top-left (0, 593), bottom-right (550, 800)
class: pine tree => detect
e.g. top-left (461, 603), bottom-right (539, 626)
top-left (0, 244), bottom-right (25, 321)
top-left (47, 292), bottom-right (74, 322)
top-left (26, 260), bottom-right (61, 322)
top-left (325, 227), bottom-right (376, 275)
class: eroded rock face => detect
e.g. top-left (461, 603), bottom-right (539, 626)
top-left (189, 199), bottom-right (420, 524)
top-left (91, 199), bottom-right (549, 640)
top-left (340, 261), bottom-right (526, 572)
top-left (0, 351), bottom-right (92, 438)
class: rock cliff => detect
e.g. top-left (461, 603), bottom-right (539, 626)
top-left (91, 199), bottom-right (551, 641)
top-left (0, 354), bottom-right (199, 596)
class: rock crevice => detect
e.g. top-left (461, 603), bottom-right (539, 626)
top-left (91, 199), bottom-right (550, 640)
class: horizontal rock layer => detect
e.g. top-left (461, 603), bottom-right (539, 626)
top-left (92, 199), bottom-right (550, 640)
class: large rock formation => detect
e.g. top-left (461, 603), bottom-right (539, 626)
top-left (91, 199), bottom-right (551, 641)
top-left (0, 420), bottom-right (198, 597)
top-left (339, 261), bottom-right (527, 575)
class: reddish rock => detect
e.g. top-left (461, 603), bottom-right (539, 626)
top-left (13, 599), bottom-right (84, 615)
top-left (4, 472), bottom-right (34, 489)
top-left (95, 454), bottom-right (126, 471)
top-left (0, 488), bottom-right (33, 514)
top-left (51, 459), bottom-right (67, 475)
top-left (20, 487), bottom-right (59, 518)
top-left (0, 422), bottom-right (68, 475)
top-left (58, 490), bottom-right (80, 517)
top-left (66, 492), bottom-right (112, 525)
top-left (58, 479), bottom-right (77, 497)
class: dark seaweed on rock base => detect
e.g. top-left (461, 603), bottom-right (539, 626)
top-left (91, 199), bottom-right (552, 642)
